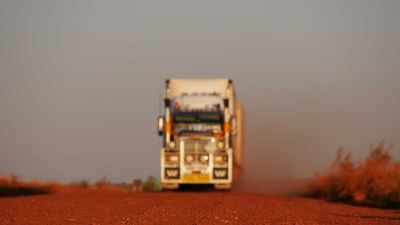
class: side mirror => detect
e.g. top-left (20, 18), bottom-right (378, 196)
top-left (231, 116), bottom-right (238, 136)
top-left (157, 116), bottom-right (164, 136)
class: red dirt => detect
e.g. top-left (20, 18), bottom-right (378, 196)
top-left (0, 188), bottom-right (399, 225)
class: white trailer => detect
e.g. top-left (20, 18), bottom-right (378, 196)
top-left (157, 79), bottom-right (244, 190)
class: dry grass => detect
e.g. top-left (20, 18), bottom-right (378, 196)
top-left (0, 174), bottom-right (160, 196)
top-left (0, 175), bottom-right (57, 197)
top-left (308, 142), bottom-right (400, 208)
top-left (70, 176), bottom-right (160, 192)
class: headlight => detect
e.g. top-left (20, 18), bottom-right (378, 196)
top-left (200, 155), bottom-right (209, 162)
top-left (214, 155), bottom-right (228, 164)
top-left (185, 155), bottom-right (194, 162)
top-left (214, 155), bottom-right (223, 163)
top-left (166, 155), bottom-right (179, 163)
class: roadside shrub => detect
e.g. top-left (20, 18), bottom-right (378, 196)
top-left (0, 175), bottom-right (54, 197)
top-left (111, 182), bottom-right (131, 190)
top-left (95, 176), bottom-right (111, 188)
top-left (308, 142), bottom-right (400, 208)
top-left (79, 179), bottom-right (90, 188)
top-left (142, 176), bottom-right (160, 192)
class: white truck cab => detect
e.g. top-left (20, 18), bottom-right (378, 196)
top-left (158, 79), bottom-right (244, 190)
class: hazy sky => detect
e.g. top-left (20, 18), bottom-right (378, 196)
top-left (0, 0), bottom-right (399, 183)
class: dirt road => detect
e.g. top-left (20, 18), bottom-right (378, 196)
top-left (0, 189), bottom-right (399, 225)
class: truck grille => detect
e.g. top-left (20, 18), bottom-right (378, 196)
top-left (182, 139), bottom-right (210, 165)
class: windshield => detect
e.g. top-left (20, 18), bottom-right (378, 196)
top-left (173, 111), bottom-right (223, 124)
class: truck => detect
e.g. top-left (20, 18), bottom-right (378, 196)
top-left (157, 78), bottom-right (244, 190)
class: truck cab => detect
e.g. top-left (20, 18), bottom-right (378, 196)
top-left (158, 79), bottom-right (243, 190)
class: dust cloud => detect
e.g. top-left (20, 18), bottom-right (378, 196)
top-left (234, 77), bottom-right (400, 194)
